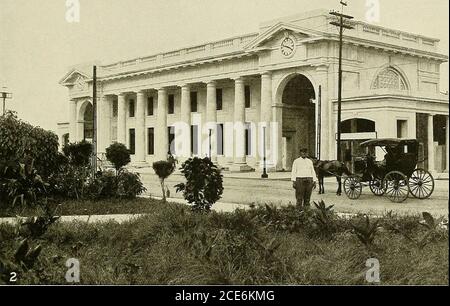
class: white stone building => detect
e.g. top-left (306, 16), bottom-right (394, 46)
top-left (58, 9), bottom-right (449, 174)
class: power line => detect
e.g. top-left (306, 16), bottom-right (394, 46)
top-left (329, 1), bottom-right (354, 162)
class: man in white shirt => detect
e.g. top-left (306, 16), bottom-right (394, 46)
top-left (291, 148), bottom-right (317, 209)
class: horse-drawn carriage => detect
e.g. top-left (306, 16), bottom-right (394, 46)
top-left (343, 138), bottom-right (434, 203)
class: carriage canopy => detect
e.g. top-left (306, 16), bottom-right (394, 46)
top-left (360, 138), bottom-right (419, 148)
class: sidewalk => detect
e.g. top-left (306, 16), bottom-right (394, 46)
top-left (0, 196), bottom-right (358, 226)
top-left (0, 196), bottom-right (249, 225)
top-left (133, 166), bottom-right (449, 180)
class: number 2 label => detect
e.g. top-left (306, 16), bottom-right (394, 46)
top-left (10, 272), bottom-right (17, 282)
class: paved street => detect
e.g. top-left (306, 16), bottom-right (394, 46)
top-left (140, 171), bottom-right (449, 217)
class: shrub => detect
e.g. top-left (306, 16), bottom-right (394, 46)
top-left (152, 153), bottom-right (177, 202)
top-left (62, 141), bottom-right (93, 167)
top-left (0, 197), bottom-right (60, 284)
top-left (47, 164), bottom-right (89, 200)
top-left (308, 201), bottom-right (339, 239)
top-left (105, 143), bottom-right (131, 172)
top-left (0, 111), bottom-right (60, 178)
top-left (117, 170), bottom-right (146, 199)
top-left (0, 158), bottom-right (48, 209)
top-left (175, 157), bottom-right (223, 212)
top-left (84, 170), bottom-right (118, 200)
top-left (351, 215), bottom-right (380, 249)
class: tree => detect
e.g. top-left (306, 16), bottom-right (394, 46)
top-left (152, 153), bottom-right (177, 203)
top-left (105, 143), bottom-right (131, 173)
top-left (0, 111), bottom-right (60, 178)
top-left (175, 157), bottom-right (223, 212)
top-left (62, 141), bottom-right (93, 167)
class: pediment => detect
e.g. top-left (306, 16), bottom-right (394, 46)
top-left (59, 70), bottom-right (91, 87)
top-left (244, 22), bottom-right (323, 51)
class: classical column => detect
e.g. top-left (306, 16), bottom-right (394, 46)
top-left (206, 80), bottom-right (217, 162)
top-left (98, 95), bottom-right (111, 153)
top-left (316, 65), bottom-right (329, 160)
top-left (135, 90), bottom-right (146, 164)
top-left (69, 99), bottom-right (77, 143)
top-left (427, 113), bottom-right (435, 173)
top-left (117, 93), bottom-right (127, 144)
top-left (260, 72), bottom-right (272, 169)
top-left (231, 77), bottom-right (250, 171)
top-left (156, 88), bottom-right (168, 161)
top-left (180, 84), bottom-right (191, 158)
top-left (272, 102), bottom-right (283, 170)
top-left (445, 115), bottom-right (449, 173)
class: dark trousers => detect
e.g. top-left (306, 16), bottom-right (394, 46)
top-left (294, 178), bottom-right (313, 208)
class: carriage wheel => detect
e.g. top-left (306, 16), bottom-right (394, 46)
top-left (382, 171), bottom-right (409, 203)
top-left (369, 178), bottom-right (385, 196)
top-left (408, 168), bottom-right (434, 199)
top-left (343, 176), bottom-right (362, 200)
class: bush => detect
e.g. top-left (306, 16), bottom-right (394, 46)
top-left (80, 170), bottom-right (146, 200)
top-left (152, 153), bottom-right (177, 202)
top-left (0, 159), bottom-right (48, 209)
top-left (105, 143), bottom-right (130, 172)
top-left (175, 157), bottom-right (223, 212)
top-left (84, 170), bottom-right (118, 200)
top-left (62, 141), bottom-right (93, 167)
top-left (117, 170), bottom-right (146, 199)
top-left (0, 111), bottom-right (60, 178)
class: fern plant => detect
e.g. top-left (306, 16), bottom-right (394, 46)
top-left (351, 215), bottom-right (380, 248)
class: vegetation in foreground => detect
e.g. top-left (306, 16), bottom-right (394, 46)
top-left (1, 200), bottom-right (447, 285)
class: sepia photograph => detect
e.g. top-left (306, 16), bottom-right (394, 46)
top-left (0, 0), bottom-right (448, 296)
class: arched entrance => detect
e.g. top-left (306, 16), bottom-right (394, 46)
top-left (280, 74), bottom-right (316, 170)
top-left (80, 102), bottom-right (93, 142)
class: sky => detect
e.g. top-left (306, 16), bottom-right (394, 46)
top-left (1, 0), bottom-right (448, 132)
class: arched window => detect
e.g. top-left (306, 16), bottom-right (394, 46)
top-left (340, 118), bottom-right (376, 133)
top-left (372, 67), bottom-right (407, 90)
top-left (83, 103), bottom-right (93, 141)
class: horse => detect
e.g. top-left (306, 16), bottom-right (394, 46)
top-left (310, 158), bottom-right (352, 196)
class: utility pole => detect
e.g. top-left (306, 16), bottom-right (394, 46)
top-left (330, 1), bottom-right (354, 162)
top-left (92, 66), bottom-right (97, 176)
top-left (1, 89), bottom-right (12, 116)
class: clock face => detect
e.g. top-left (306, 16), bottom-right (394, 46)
top-left (280, 37), bottom-right (295, 57)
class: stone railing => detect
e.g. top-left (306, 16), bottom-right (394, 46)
top-left (360, 23), bottom-right (435, 47)
top-left (100, 33), bottom-right (258, 74)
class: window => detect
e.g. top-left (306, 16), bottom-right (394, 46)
top-left (190, 91), bottom-right (198, 112)
top-left (168, 94), bottom-right (175, 114)
top-left (168, 126), bottom-right (175, 154)
top-left (112, 99), bottom-right (118, 117)
top-left (217, 123), bottom-right (224, 155)
top-left (372, 67), bottom-right (407, 90)
top-left (244, 85), bottom-right (251, 108)
top-left (397, 120), bottom-right (408, 138)
top-left (147, 128), bottom-right (154, 155)
top-left (147, 97), bottom-right (154, 116)
top-left (83, 103), bottom-right (93, 141)
top-left (129, 99), bottom-right (135, 117)
top-left (245, 123), bottom-right (251, 156)
top-left (191, 125), bottom-right (198, 155)
top-left (129, 128), bottom-right (135, 154)
top-left (216, 88), bottom-right (223, 110)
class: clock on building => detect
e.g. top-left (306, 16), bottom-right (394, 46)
top-left (280, 35), bottom-right (296, 58)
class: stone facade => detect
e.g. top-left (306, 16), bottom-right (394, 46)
top-left (58, 9), bottom-right (449, 173)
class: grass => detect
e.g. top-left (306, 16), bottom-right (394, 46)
top-left (0, 200), bottom-right (448, 285)
top-left (0, 197), bottom-right (159, 217)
